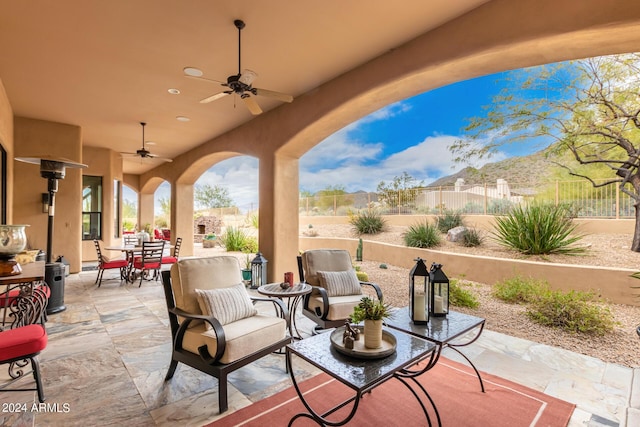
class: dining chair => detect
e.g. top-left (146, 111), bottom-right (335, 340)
top-left (131, 240), bottom-right (165, 286)
top-left (161, 237), bottom-right (182, 265)
top-left (93, 240), bottom-right (129, 287)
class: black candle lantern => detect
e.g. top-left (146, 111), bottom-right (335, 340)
top-left (409, 257), bottom-right (429, 324)
top-left (429, 262), bottom-right (449, 317)
top-left (250, 252), bottom-right (267, 289)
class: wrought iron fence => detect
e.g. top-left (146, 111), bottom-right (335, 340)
top-left (298, 179), bottom-right (637, 218)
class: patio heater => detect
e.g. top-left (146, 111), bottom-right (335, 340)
top-left (15, 155), bottom-right (87, 314)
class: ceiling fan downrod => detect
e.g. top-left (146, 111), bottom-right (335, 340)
top-left (234, 19), bottom-right (245, 76)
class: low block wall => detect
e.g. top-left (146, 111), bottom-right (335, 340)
top-left (299, 236), bottom-right (640, 307)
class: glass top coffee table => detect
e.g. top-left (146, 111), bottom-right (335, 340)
top-left (286, 326), bottom-right (437, 426)
top-left (385, 308), bottom-right (486, 392)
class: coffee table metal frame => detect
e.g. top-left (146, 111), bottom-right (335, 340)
top-left (286, 327), bottom-right (438, 426)
top-left (257, 282), bottom-right (312, 339)
top-left (386, 308), bottom-right (486, 392)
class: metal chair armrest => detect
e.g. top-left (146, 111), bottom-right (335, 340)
top-left (251, 296), bottom-right (290, 329)
top-left (360, 281), bottom-right (383, 300)
top-left (169, 307), bottom-right (226, 363)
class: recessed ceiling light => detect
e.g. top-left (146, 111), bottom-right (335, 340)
top-left (176, 116), bottom-right (190, 122)
top-left (183, 67), bottom-right (203, 77)
top-left (168, 88), bottom-right (180, 95)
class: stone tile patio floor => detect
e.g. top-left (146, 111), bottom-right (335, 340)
top-left (2, 257), bottom-right (640, 426)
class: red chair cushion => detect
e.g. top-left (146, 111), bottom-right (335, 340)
top-left (154, 229), bottom-right (163, 239)
top-left (133, 259), bottom-right (161, 269)
top-left (102, 259), bottom-right (128, 269)
top-left (161, 256), bottom-right (177, 264)
top-left (162, 229), bottom-right (171, 240)
top-left (0, 325), bottom-right (47, 361)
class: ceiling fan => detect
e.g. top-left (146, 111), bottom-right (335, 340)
top-left (185, 19), bottom-right (293, 115)
top-left (120, 122), bottom-right (172, 162)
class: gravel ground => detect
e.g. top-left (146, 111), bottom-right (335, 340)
top-left (306, 223), bottom-right (640, 368)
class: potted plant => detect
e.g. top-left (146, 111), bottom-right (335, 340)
top-left (202, 233), bottom-right (217, 248)
top-left (349, 296), bottom-right (391, 349)
top-left (241, 254), bottom-right (252, 283)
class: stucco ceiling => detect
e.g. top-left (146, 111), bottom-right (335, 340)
top-left (0, 0), bottom-right (489, 174)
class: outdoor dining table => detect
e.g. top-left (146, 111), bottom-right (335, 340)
top-left (105, 243), bottom-right (173, 283)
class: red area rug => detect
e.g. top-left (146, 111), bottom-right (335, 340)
top-left (207, 358), bottom-right (575, 426)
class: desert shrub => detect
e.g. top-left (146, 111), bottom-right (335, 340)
top-left (449, 279), bottom-right (479, 308)
top-left (460, 228), bottom-right (484, 247)
top-left (493, 276), bottom-right (549, 304)
top-left (526, 290), bottom-right (615, 335)
top-left (403, 221), bottom-right (441, 248)
top-left (349, 210), bottom-right (387, 234)
top-left (491, 202), bottom-right (586, 255)
top-left (436, 210), bottom-right (465, 233)
top-left (356, 271), bottom-right (369, 282)
top-left (220, 226), bottom-right (258, 252)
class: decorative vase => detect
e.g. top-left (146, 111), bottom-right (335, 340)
top-left (0, 224), bottom-right (29, 276)
top-left (364, 319), bottom-right (383, 349)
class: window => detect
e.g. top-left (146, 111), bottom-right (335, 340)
top-left (82, 175), bottom-right (102, 240)
top-left (114, 180), bottom-right (121, 238)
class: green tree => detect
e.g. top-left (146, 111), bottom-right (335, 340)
top-left (158, 197), bottom-right (170, 217)
top-left (123, 199), bottom-right (137, 218)
top-left (376, 172), bottom-right (424, 209)
top-left (450, 54), bottom-right (640, 251)
top-left (315, 185), bottom-right (353, 211)
top-left (194, 183), bottom-right (234, 209)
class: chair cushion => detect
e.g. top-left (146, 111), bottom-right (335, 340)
top-left (307, 294), bottom-right (365, 321)
top-left (182, 314), bottom-right (286, 364)
top-left (102, 259), bottom-right (129, 269)
top-left (195, 283), bottom-right (257, 327)
top-left (317, 270), bottom-right (362, 297)
top-left (170, 257), bottom-right (243, 325)
top-left (161, 256), bottom-right (178, 264)
top-left (0, 324), bottom-right (47, 361)
top-left (302, 249), bottom-right (353, 286)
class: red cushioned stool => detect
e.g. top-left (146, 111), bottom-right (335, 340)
top-left (0, 324), bottom-right (48, 402)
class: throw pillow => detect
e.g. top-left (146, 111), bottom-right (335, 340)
top-left (195, 283), bottom-right (257, 328)
top-left (317, 270), bottom-right (362, 297)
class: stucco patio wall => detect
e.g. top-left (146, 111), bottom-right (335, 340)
top-left (299, 236), bottom-right (640, 307)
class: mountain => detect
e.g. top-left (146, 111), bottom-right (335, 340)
top-left (429, 149), bottom-right (555, 187)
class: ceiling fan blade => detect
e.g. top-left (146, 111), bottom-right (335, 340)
top-left (184, 74), bottom-right (226, 85)
top-left (242, 95), bottom-right (263, 115)
top-left (239, 69), bottom-right (258, 85)
top-left (254, 88), bottom-right (293, 103)
top-left (200, 91), bottom-right (231, 104)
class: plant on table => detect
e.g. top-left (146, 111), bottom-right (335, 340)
top-left (349, 296), bottom-right (392, 349)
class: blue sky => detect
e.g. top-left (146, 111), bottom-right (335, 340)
top-left (128, 69), bottom-right (548, 213)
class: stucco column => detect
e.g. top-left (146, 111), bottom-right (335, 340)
top-left (173, 183), bottom-right (194, 257)
top-left (139, 192), bottom-right (154, 233)
top-left (259, 153), bottom-right (299, 283)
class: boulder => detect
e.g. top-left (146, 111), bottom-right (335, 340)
top-left (446, 226), bottom-right (467, 242)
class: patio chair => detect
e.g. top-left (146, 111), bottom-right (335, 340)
top-left (93, 240), bottom-right (129, 287)
top-left (161, 237), bottom-right (182, 265)
top-left (131, 240), bottom-right (165, 286)
top-left (161, 256), bottom-right (291, 414)
top-left (0, 284), bottom-right (49, 403)
top-left (298, 249), bottom-right (383, 331)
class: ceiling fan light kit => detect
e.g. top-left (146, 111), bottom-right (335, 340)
top-left (187, 19), bottom-right (293, 115)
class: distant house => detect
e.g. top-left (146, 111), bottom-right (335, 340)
top-left (417, 178), bottom-right (528, 211)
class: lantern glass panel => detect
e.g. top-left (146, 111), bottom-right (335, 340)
top-left (409, 258), bottom-right (429, 324)
top-left (429, 263), bottom-right (449, 317)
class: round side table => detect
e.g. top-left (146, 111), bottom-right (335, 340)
top-left (257, 282), bottom-right (312, 339)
